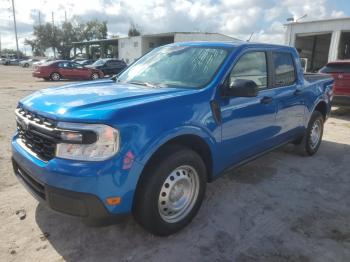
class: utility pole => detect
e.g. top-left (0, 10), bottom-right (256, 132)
top-left (52, 11), bottom-right (56, 58)
top-left (38, 10), bottom-right (41, 25)
top-left (11, 0), bottom-right (20, 58)
top-left (65, 11), bottom-right (67, 23)
top-left (0, 33), bottom-right (2, 57)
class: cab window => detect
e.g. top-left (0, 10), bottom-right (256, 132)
top-left (229, 52), bottom-right (267, 89)
top-left (273, 52), bottom-right (296, 86)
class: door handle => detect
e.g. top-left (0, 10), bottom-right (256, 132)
top-left (294, 89), bottom-right (302, 95)
top-left (260, 96), bottom-right (273, 104)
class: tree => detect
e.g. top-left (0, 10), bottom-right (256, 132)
top-left (128, 23), bottom-right (141, 37)
top-left (82, 20), bottom-right (108, 41)
top-left (24, 22), bottom-right (60, 57)
top-left (0, 48), bottom-right (24, 58)
top-left (24, 19), bottom-right (108, 59)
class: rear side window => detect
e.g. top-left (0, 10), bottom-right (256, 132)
top-left (273, 52), bottom-right (296, 86)
top-left (109, 60), bottom-right (121, 66)
top-left (58, 62), bottom-right (71, 68)
top-left (319, 64), bottom-right (350, 73)
top-left (106, 60), bottom-right (115, 66)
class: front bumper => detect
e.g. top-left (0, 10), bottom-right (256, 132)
top-left (12, 158), bottom-right (124, 225)
top-left (11, 135), bottom-right (144, 224)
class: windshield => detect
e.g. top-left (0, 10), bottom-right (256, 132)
top-left (92, 59), bottom-right (106, 66)
top-left (117, 45), bottom-right (231, 89)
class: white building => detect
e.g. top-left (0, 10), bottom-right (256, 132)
top-left (118, 32), bottom-right (239, 64)
top-left (285, 17), bottom-right (350, 72)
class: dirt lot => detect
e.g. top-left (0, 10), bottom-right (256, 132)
top-left (0, 65), bottom-right (349, 262)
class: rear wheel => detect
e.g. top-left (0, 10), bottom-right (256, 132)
top-left (24, 63), bottom-right (29, 68)
top-left (298, 111), bottom-right (324, 156)
top-left (91, 72), bottom-right (99, 80)
top-left (133, 146), bottom-right (206, 236)
top-left (50, 72), bottom-right (61, 81)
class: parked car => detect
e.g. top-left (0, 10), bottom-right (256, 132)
top-left (87, 58), bottom-right (127, 76)
top-left (19, 58), bottom-right (39, 68)
top-left (32, 59), bottom-right (54, 69)
top-left (77, 59), bottom-right (95, 66)
top-left (32, 60), bottom-right (104, 81)
top-left (12, 42), bottom-right (333, 236)
top-left (319, 60), bottom-right (350, 106)
top-left (3, 58), bottom-right (22, 65)
top-left (72, 58), bottom-right (87, 63)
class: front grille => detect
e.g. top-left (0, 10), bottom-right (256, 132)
top-left (16, 107), bottom-right (58, 161)
top-left (12, 158), bottom-right (46, 200)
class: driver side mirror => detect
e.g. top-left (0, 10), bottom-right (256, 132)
top-left (222, 79), bottom-right (259, 97)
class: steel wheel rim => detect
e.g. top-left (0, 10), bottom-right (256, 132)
top-left (158, 165), bottom-right (200, 223)
top-left (52, 73), bottom-right (59, 80)
top-left (92, 73), bottom-right (99, 80)
top-left (310, 119), bottom-right (321, 149)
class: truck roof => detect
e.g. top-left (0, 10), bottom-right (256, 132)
top-left (174, 41), bottom-right (293, 50)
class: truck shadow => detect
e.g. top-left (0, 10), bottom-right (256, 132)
top-left (35, 140), bottom-right (350, 262)
top-left (331, 106), bottom-right (350, 121)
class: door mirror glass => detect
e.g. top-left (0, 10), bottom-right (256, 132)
top-left (223, 79), bottom-right (258, 97)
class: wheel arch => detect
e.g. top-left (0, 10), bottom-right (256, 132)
top-left (140, 133), bottom-right (213, 178)
top-left (132, 133), bottom-right (214, 212)
top-left (313, 100), bottom-right (328, 120)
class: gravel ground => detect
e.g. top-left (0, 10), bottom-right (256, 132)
top-left (0, 66), bottom-right (350, 262)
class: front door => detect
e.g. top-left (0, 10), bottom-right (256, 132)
top-left (71, 62), bottom-right (88, 79)
top-left (219, 51), bottom-right (278, 168)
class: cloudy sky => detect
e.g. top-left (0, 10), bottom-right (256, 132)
top-left (0, 0), bottom-right (349, 53)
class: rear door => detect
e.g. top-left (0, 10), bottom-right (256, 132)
top-left (71, 62), bottom-right (89, 79)
top-left (271, 51), bottom-right (305, 141)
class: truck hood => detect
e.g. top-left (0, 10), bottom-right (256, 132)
top-left (20, 79), bottom-right (194, 121)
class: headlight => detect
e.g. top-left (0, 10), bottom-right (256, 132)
top-left (56, 122), bottom-right (120, 161)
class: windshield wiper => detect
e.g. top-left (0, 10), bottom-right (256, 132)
top-left (127, 81), bottom-right (158, 88)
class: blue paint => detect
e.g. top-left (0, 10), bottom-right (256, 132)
top-left (12, 41), bottom-right (333, 216)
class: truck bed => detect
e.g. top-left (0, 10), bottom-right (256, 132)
top-left (304, 73), bottom-right (333, 83)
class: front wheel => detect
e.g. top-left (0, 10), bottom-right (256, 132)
top-left (133, 146), bottom-right (206, 236)
top-left (299, 111), bottom-right (324, 156)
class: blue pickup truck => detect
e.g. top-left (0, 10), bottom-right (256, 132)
top-left (12, 42), bottom-right (333, 236)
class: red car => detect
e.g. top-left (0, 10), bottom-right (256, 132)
top-left (33, 60), bottom-right (104, 81)
top-left (319, 60), bottom-right (350, 106)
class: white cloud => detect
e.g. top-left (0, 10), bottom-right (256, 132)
top-left (0, 0), bottom-right (346, 52)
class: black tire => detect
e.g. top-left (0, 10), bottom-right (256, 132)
top-left (50, 72), bottom-right (61, 81)
top-left (24, 63), bottom-right (29, 68)
top-left (91, 72), bottom-right (99, 80)
top-left (298, 111), bottom-right (324, 156)
top-left (133, 146), bottom-right (207, 236)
